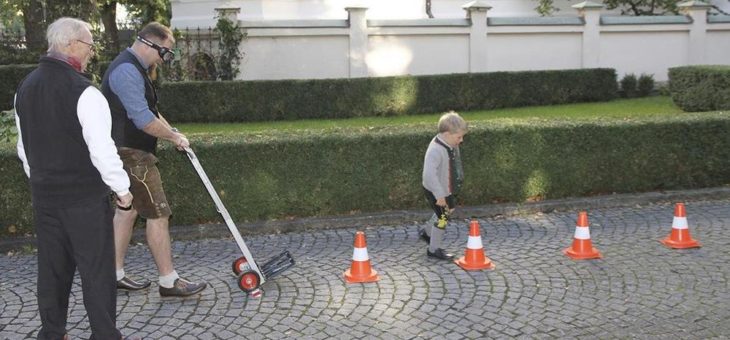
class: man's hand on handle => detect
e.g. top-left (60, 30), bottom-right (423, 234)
top-left (173, 132), bottom-right (189, 150)
top-left (116, 192), bottom-right (133, 211)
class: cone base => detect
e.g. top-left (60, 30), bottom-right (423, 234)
top-left (455, 256), bottom-right (495, 271)
top-left (344, 269), bottom-right (379, 283)
top-left (661, 238), bottom-right (701, 249)
top-left (563, 247), bottom-right (602, 260)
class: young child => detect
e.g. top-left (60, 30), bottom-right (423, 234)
top-left (420, 111), bottom-right (467, 260)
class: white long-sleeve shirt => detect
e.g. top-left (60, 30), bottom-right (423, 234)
top-left (15, 88), bottom-right (130, 197)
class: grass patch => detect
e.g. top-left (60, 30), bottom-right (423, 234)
top-left (177, 96), bottom-right (683, 135)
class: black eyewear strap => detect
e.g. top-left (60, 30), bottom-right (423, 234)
top-left (136, 35), bottom-right (175, 62)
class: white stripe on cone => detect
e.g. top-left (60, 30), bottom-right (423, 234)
top-left (466, 236), bottom-right (483, 249)
top-left (352, 248), bottom-right (369, 261)
top-left (573, 226), bottom-right (591, 240)
top-left (672, 217), bottom-right (688, 230)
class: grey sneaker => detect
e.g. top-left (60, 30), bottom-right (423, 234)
top-left (159, 278), bottom-right (207, 297)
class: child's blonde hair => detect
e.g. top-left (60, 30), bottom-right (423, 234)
top-left (438, 111), bottom-right (468, 133)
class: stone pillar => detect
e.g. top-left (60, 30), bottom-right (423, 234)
top-left (346, 6), bottom-right (369, 78)
top-left (214, 7), bottom-right (241, 21)
top-left (573, 1), bottom-right (604, 69)
top-left (463, 1), bottom-right (491, 73)
top-left (679, 0), bottom-right (712, 65)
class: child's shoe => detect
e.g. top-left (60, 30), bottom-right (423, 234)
top-left (427, 248), bottom-right (454, 260)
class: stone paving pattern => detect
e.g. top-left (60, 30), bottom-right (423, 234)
top-left (1, 199), bottom-right (729, 339)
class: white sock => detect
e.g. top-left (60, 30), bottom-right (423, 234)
top-left (116, 269), bottom-right (125, 281)
top-left (159, 270), bottom-right (179, 288)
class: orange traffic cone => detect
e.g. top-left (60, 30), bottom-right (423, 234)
top-left (344, 231), bottom-right (379, 283)
top-left (661, 203), bottom-right (701, 249)
top-left (455, 219), bottom-right (495, 270)
top-left (563, 211), bottom-right (602, 260)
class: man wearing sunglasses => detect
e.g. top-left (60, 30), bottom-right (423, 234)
top-left (101, 22), bottom-right (207, 297)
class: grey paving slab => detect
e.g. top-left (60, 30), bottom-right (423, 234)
top-left (1, 199), bottom-right (729, 339)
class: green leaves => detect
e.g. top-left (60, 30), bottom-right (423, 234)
top-left (214, 16), bottom-right (245, 81)
top-left (0, 108), bottom-right (17, 143)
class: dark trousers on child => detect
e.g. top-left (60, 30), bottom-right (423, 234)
top-left (34, 196), bottom-right (120, 340)
top-left (423, 188), bottom-right (456, 252)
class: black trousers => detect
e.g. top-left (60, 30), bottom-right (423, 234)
top-left (423, 188), bottom-right (456, 228)
top-left (34, 196), bottom-right (120, 340)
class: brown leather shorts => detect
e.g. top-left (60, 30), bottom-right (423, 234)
top-left (118, 148), bottom-right (172, 219)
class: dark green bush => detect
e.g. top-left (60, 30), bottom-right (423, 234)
top-left (0, 64), bottom-right (36, 110)
top-left (637, 73), bottom-right (655, 97)
top-left (0, 45), bottom-right (38, 65)
top-left (158, 68), bottom-right (618, 123)
top-left (669, 65), bottom-right (730, 112)
top-left (620, 73), bottom-right (637, 98)
top-left (3, 112), bottom-right (730, 237)
top-left (1, 109), bottom-right (16, 142)
top-left (0, 61), bottom-right (114, 110)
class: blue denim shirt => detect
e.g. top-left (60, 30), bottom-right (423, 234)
top-left (108, 48), bottom-right (155, 129)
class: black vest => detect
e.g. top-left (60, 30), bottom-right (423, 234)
top-left (15, 57), bottom-right (109, 207)
top-left (435, 138), bottom-right (464, 195)
top-left (101, 49), bottom-right (159, 154)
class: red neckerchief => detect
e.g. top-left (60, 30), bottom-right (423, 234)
top-left (46, 52), bottom-right (84, 72)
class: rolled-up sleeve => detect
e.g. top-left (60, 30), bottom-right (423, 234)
top-left (109, 63), bottom-right (155, 129)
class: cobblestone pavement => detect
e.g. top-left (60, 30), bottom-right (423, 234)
top-left (1, 199), bottom-right (729, 339)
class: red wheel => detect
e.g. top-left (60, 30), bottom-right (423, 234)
top-left (232, 256), bottom-right (250, 275)
top-left (237, 270), bottom-right (261, 293)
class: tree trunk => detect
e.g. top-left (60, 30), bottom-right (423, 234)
top-left (23, 0), bottom-right (47, 53)
top-left (100, 2), bottom-right (120, 55)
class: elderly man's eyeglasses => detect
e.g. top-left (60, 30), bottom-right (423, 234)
top-left (76, 39), bottom-right (96, 52)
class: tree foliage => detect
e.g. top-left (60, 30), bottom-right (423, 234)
top-left (0, 0), bottom-right (170, 57)
top-left (215, 16), bottom-right (244, 80)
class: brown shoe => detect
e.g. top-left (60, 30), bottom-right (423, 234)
top-left (159, 278), bottom-right (207, 297)
top-left (117, 276), bottom-right (151, 291)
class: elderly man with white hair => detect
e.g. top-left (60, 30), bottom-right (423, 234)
top-left (14, 17), bottom-right (133, 339)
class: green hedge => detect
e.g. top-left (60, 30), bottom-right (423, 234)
top-left (3, 112), bottom-right (730, 237)
top-left (0, 64), bottom-right (35, 110)
top-left (0, 62), bottom-right (111, 111)
top-left (668, 65), bottom-right (730, 112)
top-left (158, 68), bottom-right (618, 122)
top-left (2, 66), bottom-right (617, 118)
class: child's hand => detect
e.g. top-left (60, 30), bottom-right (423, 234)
top-left (436, 197), bottom-right (447, 207)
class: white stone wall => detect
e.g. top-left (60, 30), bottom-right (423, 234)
top-left (172, 0), bottom-right (730, 23)
top-left (172, 1), bottom-right (730, 81)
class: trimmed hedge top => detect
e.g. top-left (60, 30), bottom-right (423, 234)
top-left (2, 66), bottom-right (616, 117)
top-left (158, 68), bottom-right (618, 123)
